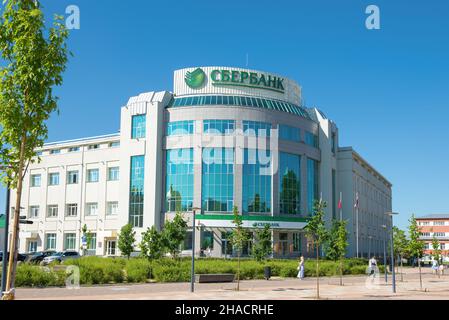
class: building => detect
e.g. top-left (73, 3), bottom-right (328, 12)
top-left (417, 214), bottom-right (449, 260)
top-left (8, 66), bottom-right (393, 258)
top-left (0, 215), bottom-right (5, 252)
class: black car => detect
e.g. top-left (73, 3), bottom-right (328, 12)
top-left (27, 251), bottom-right (56, 264)
top-left (0, 252), bottom-right (28, 262)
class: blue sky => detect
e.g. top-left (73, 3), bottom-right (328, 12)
top-left (0, 0), bottom-right (448, 230)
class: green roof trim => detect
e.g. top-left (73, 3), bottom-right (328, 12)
top-left (195, 214), bottom-right (309, 223)
top-left (0, 215), bottom-right (5, 229)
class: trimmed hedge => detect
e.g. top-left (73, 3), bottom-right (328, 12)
top-left (5, 257), bottom-right (384, 287)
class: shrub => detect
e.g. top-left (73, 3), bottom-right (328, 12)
top-left (152, 264), bottom-right (190, 282)
top-left (125, 259), bottom-right (152, 283)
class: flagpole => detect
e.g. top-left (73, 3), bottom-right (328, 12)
top-left (356, 192), bottom-right (359, 259)
top-left (339, 192), bottom-right (342, 221)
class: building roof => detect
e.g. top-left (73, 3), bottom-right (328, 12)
top-left (417, 214), bottom-right (449, 220)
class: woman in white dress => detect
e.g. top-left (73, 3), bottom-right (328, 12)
top-left (297, 256), bottom-right (305, 280)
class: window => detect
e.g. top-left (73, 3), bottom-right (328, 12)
top-left (307, 158), bottom-right (319, 215)
top-left (85, 203), bottom-right (98, 216)
top-left (331, 132), bottom-right (337, 153)
top-left (243, 121), bottom-right (272, 137)
top-left (88, 144), bottom-right (100, 150)
top-left (68, 147), bottom-right (80, 152)
top-left (129, 155), bottom-right (145, 227)
top-left (332, 169), bottom-right (336, 219)
top-left (45, 233), bottom-right (56, 250)
top-left (434, 221), bottom-right (445, 226)
top-left (108, 167), bottom-right (119, 181)
top-left (28, 241), bottom-right (38, 253)
top-left (279, 153), bottom-right (301, 215)
top-left (202, 148), bottom-right (234, 212)
top-left (420, 232), bottom-right (431, 237)
top-left (131, 115), bottom-right (146, 139)
top-left (29, 206), bottom-right (39, 219)
top-left (182, 231), bottom-right (193, 250)
top-left (67, 171), bottom-right (79, 184)
top-left (106, 240), bottom-right (117, 256)
top-left (420, 221), bottom-right (430, 226)
top-left (201, 231), bottom-right (214, 250)
top-left (47, 205), bottom-right (58, 218)
top-left (166, 149), bottom-right (194, 212)
top-left (107, 201), bottom-right (119, 216)
top-left (87, 169), bottom-right (99, 182)
top-left (66, 203), bottom-right (78, 217)
top-left (50, 149), bottom-right (61, 154)
top-left (434, 232), bottom-right (445, 237)
top-left (36, 151), bottom-right (43, 156)
top-left (221, 232), bottom-right (233, 256)
top-left (64, 233), bottom-right (76, 250)
top-left (203, 120), bottom-right (235, 135)
top-left (279, 125), bottom-right (300, 142)
top-left (30, 174), bottom-right (41, 187)
top-left (441, 243), bottom-right (446, 250)
top-left (87, 233), bottom-right (97, 254)
top-left (48, 173), bottom-right (60, 186)
top-left (166, 120), bottom-right (195, 136)
top-left (243, 149), bottom-right (271, 214)
top-left (305, 131), bottom-right (319, 148)
top-left (109, 141), bottom-right (120, 148)
top-left (293, 233), bottom-right (301, 252)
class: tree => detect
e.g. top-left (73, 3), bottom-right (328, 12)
top-left (393, 226), bottom-right (409, 282)
top-left (252, 224), bottom-right (272, 262)
top-left (81, 224), bottom-right (94, 256)
top-left (304, 200), bottom-right (329, 299)
top-left (326, 219), bottom-right (348, 286)
top-left (118, 224), bottom-right (136, 259)
top-left (162, 212), bottom-right (187, 259)
top-left (140, 226), bottom-right (164, 260)
top-left (408, 214), bottom-right (425, 290)
top-left (0, 0), bottom-right (69, 299)
top-left (431, 236), bottom-right (442, 266)
top-left (230, 206), bottom-right (250, 291)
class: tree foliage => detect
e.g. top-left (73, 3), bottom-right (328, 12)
top-left (407, 215), bottom-right (424, 259)
top-left (252, 224), bottom-right (272, 262)
top-left (140, 226), bottom-right (164, 260)
top-left (431, 236), bottom-right (442, 263)
top-left (118, 224), bottom-right (136, 259)
top-left (162, 212), bottom-right (188, 259)
top-left (326, 219), bottom-right (348, 262)
top-left (393, 226), bottom-right (409, 259)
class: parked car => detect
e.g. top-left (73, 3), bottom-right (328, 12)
top-left (27, 251), bottom-right (56, 264)
top-left (42, 251), bottom-right (80, 265)
top-left (0, 251), bottom-right (28, 262)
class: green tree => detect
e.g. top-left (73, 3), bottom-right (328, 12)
top-left (230, 206), bottom-right (250, 291)
top-left (431, 236), bottom-right (442, 265)
top-left (162, 212), bottom-right (188, 259)
top-left (252, 224), bottom-right (272, 262)
top-left (304, 200), bottom-right (329, 299)
top-left (0, 0), bottom-right (69, 299)
top-left (408, 214), bottom-right (425, 290)
top-left (393, 226), bottom-right (409, 282)
top-left (326, 219), bottom-right (348, 286)
top-left (140, 226), bottom-right (164, 260)
top-left (118, 224), bottom-right (136, 259)
top-left (81, 224), bottom-right (94, 256)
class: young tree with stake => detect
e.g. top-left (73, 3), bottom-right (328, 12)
top-left (0, 0), bottom-right (69, 300)
top-left (408, 215), bottom-right (425, 290)
top-left (230, 206), bottom-right (250, 291)
top-left (326, 219), bottom-right (348, 286)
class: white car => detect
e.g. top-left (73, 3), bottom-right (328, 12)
top-left (42, 251), bottom-right (80, 265)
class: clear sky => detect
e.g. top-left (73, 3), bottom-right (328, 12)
top-left (0, 0), bottom-right (448, 231)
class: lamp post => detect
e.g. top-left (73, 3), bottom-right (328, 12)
top-left (1, 184), bottom-right (11, 295)
top-left (190, 207), bottom-right (201, 293)
top-left (382, 224), bottom-right (387, 284)
top-left (385, 212), bottom-right (399, 293)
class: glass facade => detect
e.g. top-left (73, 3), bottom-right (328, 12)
top-left (279, 153), bottom-right (301, 215)
top-left (203, 120), bottom-right (235, 134)
top-left (307, 158), bottom-right (319, 215)
top-left (279, 125), bottom-right (300, 142)
top-left (166, 148), bottom-right (194, 212)
top-left (131, 115), bottom-right (146, 139)
top-left (243, 121), bottom-right (272, 137)
top-left (243, 149), bottom-right (271, 214)
top-left (129, 155), bottom-right (145, 227)
top-left (305, 131), bottom-right (319, 148)
top-left (166, 120), bottom-right (195, 136)
top-left (202, 148), bottom-right (234, 212)
top-left (168, 95), bottom-right (312, 119)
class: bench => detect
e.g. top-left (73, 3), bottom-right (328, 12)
top-left (195, 274), bottom-right (235, 283)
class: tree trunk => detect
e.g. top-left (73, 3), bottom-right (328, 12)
top-left (418, 257), bottom-right (423, 291)
top-left (400, 255), bottom-right (404, 282)
top-left (339, 258), bottom-right (343, 286)
top-left (237, 251), bottom-right (241, 291)
top-left (316, 244), bottom-right (320, 299)
top-left (4, 134), bottom-right (27, 299)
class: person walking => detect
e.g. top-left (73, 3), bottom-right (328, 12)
top-left (297, 256), bottom-right (305, 280)
top-left (432, 258), bottom-right (439, 277)
top-left (368, 256), bottom-right (377, 278)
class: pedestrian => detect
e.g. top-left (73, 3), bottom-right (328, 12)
top-left (431, 259), bottom-right (439, 276)
top-left (297, 256), bottom-right (305, 280)
top-left (368, 256), bottom-right (377, 277)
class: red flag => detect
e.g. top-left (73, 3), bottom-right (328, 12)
top-left (338, 199), bottom-right (342, 209)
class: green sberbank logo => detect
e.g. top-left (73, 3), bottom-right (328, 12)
top-left (185, 68), bottom-right (206, 89)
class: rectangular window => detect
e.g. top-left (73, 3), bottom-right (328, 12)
top-left (243, 121), bottom-right (272, 137)
top-left (107, 201), bottom-right (119, 216)
top-left (129, 155), bottom-right (145, 227)
top-left (87, 169), bottom-right (99, 183)
top-left (85, 203), bottom-right (98, 216)
top-left (332, 169), bottom-right (336, 219)
top-left (331, 132), bottom-right (337, 153)
top-left (87, 233), bottom-right (97, 254)
top-left (108, 167), bottom-right (120, 181)
top-left (64, 233), bottom-right (76, 250)
top-left (106, 240), bottom-right (117, 256)
top-left (201, 231), bottom-right (214, 250)
top-left (131, 115), bottom-right (146, 139)
top-left (28, 241), bottom-right (38, 253)
top-left (88, 144), bottom-right (100, 150)
top-left (293, 233), bottom-right (301, 252)
top-left (68, 147), bottom-right (80, 152)
top-left (279, 152), bottom-right (301, 215)
top-left (67, 171), bottom-right (79, 184)
top-left (47, 205), bottom-right (58, 218)
top-left (45, 233), bottom-right (57, 250)
top-left (66, 203), bottom-right (78, 217)
top-left (279, 125), bottom-right (300, 142)
top-left (29, 206), bottom-right (40, 219)
top-left (307, 158), bottom-right (319, 215)
top-left (48, 173), bottom-right (60, 186)
top-left (305, 131), bottom-right (319, 148)
top-left (243, 149), bottom-right (271, 214)
top-left (203, 120), bottom-right (235, 135)
top-left (166, 120), bottom-right (195, 136)
top-left (166, 149), bottom-right (194, 212)
top-left (434, 221), bottom-right (445, 226)
top-left (31, 174), bottom-right (41, 187)
top-left (50, 149), bottom-right (61, 154)
top-left (183, 231), bottom-right (193, 250)
top-left (221, 232), bottom-right (233, 255)
top-left (202, 148), bottom-right (234, 213)
top-left (109, 141), bottom-right (120, 148)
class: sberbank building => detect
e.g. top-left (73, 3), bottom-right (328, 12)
top-left (10, 66), bottom-right (393, 259)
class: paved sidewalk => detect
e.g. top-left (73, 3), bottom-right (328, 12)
top-left (15, 267), bottom-right (449, 300)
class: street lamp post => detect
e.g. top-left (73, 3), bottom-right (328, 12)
top-left (1, 185), bottom-right (11, 295)
top-left (382, 224), bottom-right (387, 284)
top-left (190, 207), bottom-right (201, 293)
top-left (385, 212), bottom-right (399, 293)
